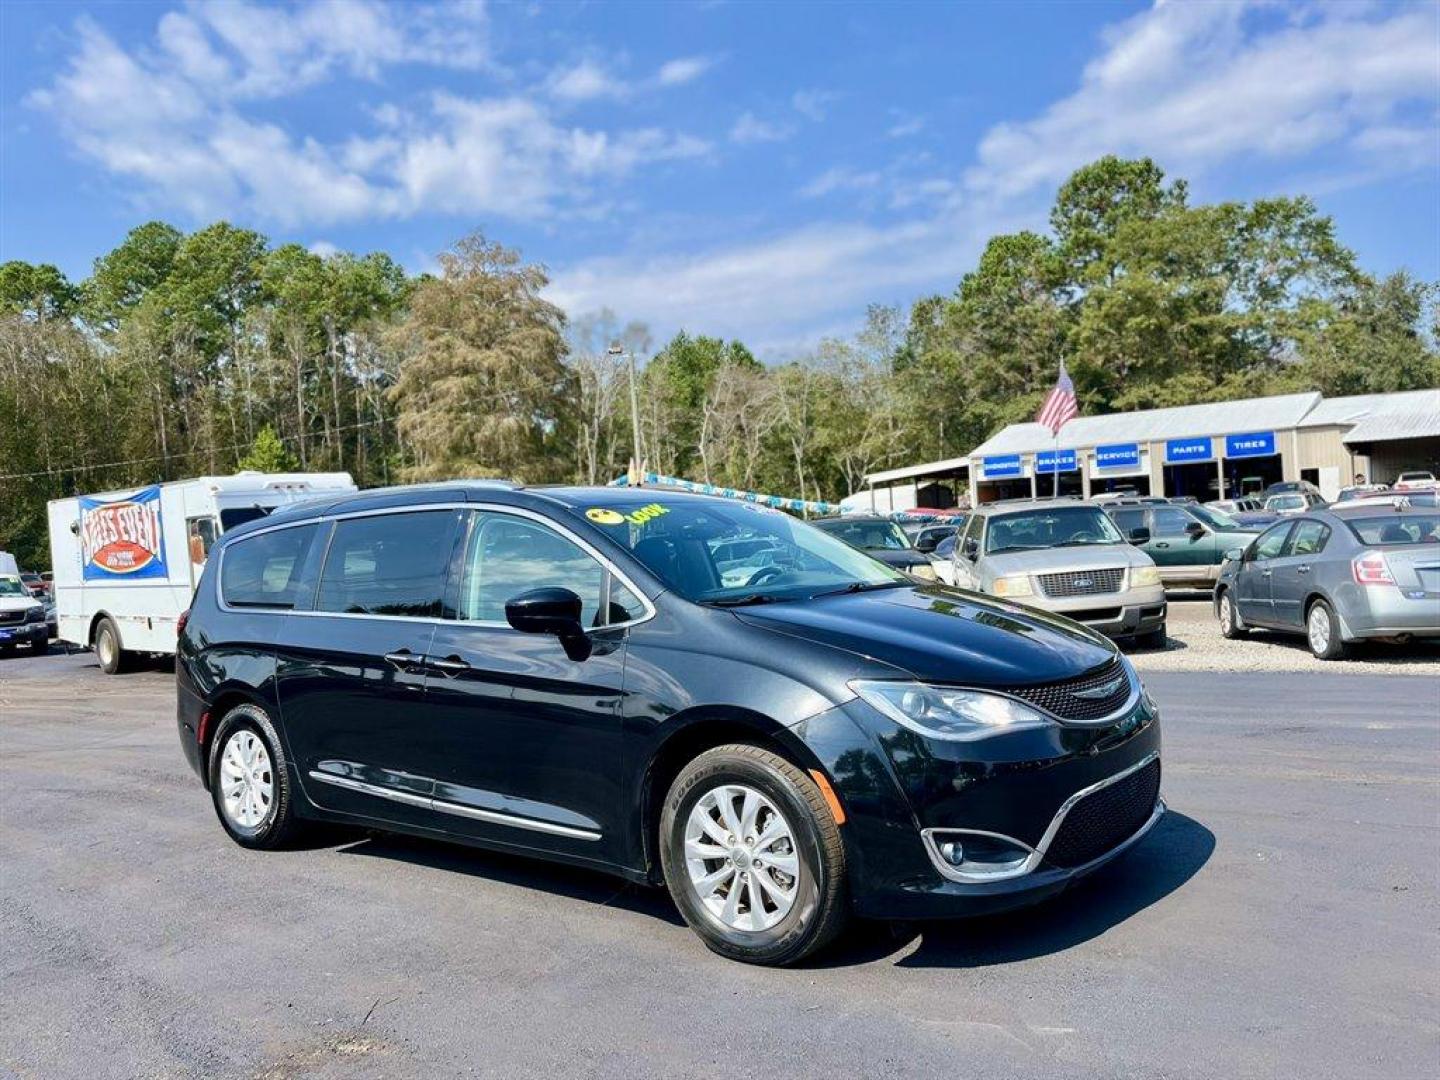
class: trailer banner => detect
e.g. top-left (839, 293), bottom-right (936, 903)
top-left (79, 486), bottom-right (168, 580)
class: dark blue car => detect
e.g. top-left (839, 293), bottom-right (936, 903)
top-left (177, 483), bottom-right (1163, 965)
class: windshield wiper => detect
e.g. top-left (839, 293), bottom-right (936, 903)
top-left (811, 580), bottom-right (910, 599)
top-left (1052, 539), bottom-right (1111, 547)
top-left (705, 593), bottom-right (780, 607)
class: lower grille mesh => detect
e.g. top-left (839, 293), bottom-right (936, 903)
top-left (1044, 759), bottom-right (1161, 868)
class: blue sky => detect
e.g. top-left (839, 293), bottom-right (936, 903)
top-left (2, 0), bottom-right (1437, 355)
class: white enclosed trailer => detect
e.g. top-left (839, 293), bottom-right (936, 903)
top-left (48, 472), bottom-right (355, 671)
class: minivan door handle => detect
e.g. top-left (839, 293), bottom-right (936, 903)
top-left (430, 655), bottom-right (471, 676)
top-left (383, 649), bottom-right (422, 669)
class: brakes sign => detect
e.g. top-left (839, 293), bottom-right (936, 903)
top-left (79, 486), bottom-right (168, 579)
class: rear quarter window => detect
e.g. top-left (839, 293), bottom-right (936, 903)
top-left (220, 525), bottom-right (319, 609)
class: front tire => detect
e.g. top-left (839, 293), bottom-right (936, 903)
top-left (1135, 624), bottom-right (1167, 650)
top-left (208, 703), bottom-right (303, 849)
top-left (660, 744), bottom-right (848, 966)
top-left (1306, 599), bottom-right (1347, 660)
top-left (1218, 591), bottom-right (1247, 639)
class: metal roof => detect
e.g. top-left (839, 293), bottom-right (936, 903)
top-left (1342, 404), bottom-right (1440, 445)
top-left (966, 392), bottom-right (1322, 458)
top-left (865, 456), bottom-right (970, 484)
top-left (1304, 388), bottom-right (1440, 429)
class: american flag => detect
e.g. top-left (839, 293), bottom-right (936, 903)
top-left (1036, 360), bottom-right (1078, 434)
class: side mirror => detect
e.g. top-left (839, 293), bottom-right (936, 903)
top-left (915, 534), bottom-right (938, 553)
top-left (1128, 527), bottom-right (1151, 545)
top-left (1185, 520), bottom-right (1206, 537)
top-left (962, 537), bottom-right (979, 560)
top-left (505, 587), bottom-right (591, 661)
top-left (1224, 547), bottom-right (1245, 562)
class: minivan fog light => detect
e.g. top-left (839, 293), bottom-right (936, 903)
top-left (925, 830), bottom-right (1034, 880)
top-left (938, 840), bottom-right (964, 866)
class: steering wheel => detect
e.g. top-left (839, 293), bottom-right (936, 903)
top-left (745, 565), bottom-right (786, 587)
top-left (1070, 529), bottom-right (1101, 543)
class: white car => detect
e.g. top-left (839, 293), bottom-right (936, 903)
top-left (0, 574), bottom-right (49, 656)
top-left (1264, 492), bottom-right (1326, 516)
top-left (1393, 471), bottom-right (1437, 491)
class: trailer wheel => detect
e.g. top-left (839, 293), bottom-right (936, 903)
top-left (95, 617), bottom-right (129, 675)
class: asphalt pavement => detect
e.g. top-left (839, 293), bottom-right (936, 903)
top-left (1, 650), bottom-right (1436, 1079)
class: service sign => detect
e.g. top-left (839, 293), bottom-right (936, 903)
top-left (1035, 449), bottom-right (1078, 473)
top-left (1224, 431), bottom-right (1276, 459)
top-left (1165, 437), bottom-right (1214, 464)
top-left (79, 486), bottom-right (168, 580)
top-left (1095, 443), bottom-right (1140, 470)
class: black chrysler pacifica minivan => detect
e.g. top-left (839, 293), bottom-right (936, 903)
top-left (177, 482), bottom-right (1163, 965)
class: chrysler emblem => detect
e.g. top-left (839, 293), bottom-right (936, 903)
top-left (1073, 675), bottom-right (1125, 700)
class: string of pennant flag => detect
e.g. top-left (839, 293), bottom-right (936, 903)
top-left (608, 471), bottom-right (838, 515)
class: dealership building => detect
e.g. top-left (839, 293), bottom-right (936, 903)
top-left (853, 388), bottom-right (1440, 510)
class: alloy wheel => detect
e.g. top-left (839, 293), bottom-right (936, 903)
top-left (219, 729), bottom-right (273, 829)
top-left (684, 784), bottom-right (800, 932)
top-left (1308, 605), bottom-right (1331, 655)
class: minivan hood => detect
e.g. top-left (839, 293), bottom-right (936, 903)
top-left (983, 543), bottom-right (1152, 576)
top-left (734, 585), bottom-right (1115, 687)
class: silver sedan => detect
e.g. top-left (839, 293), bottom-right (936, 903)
top-left (1214, 504), bottom-right (1440, 659)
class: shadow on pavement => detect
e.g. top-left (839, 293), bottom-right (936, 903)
top-left (823, 809), bottom-right (1215, 969)
top-left (334, 830), bottom-right (687, 926)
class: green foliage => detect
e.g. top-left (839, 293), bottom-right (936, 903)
top-left (237, 424), bottom-right (299, 472)
top-left (0, 261), bottom-right (79, 320)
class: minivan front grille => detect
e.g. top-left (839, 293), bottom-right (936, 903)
top-left (1045, 759), bottom-right (1161, 868)
top-left (1009, 657), bottom-right (1132, 722)
top-left (1036, 567), bottom-right (1125, 598)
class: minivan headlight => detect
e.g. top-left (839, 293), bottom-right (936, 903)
top-left (991, 574), bottom-right (1033, 597)
top-left (1131, 565), bottom-right (1161, 589)
top-left (850, 680), bottom-right (1052, 741)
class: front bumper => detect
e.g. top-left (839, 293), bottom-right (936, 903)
top-left (796, 683), bottom-right (1163, 921)
top-left (1033, 585), bottom-right (1167, 640)
top-left (0, 621), bottom-right (48, 646)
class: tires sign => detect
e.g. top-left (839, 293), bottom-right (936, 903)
top-left (79, 486), bottom-right (168, 580)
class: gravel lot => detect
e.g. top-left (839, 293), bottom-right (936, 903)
top-left (1129, 593), bottom-right (1440, 674)
top-left (2, 649), bottom-right (1437, 1079)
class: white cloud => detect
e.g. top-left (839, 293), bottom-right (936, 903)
top-left (31, 9), bottom-right (710, 227)
top-left (887, 113), bottom-right (925, 139)
top-left (791, 89), bottom-right (840, 122)
top-left (657, 56), bottom-right (715, 86)
top-left (965, 1), bottom-right (1440, 199)
top-left (553, 2), bottom-right (1440, 354)
top-left (800, 166), bottom-right (882, 199)
top-left (547, 60), bottom-right (627, 102)
top-left (729, 111), bottom-right (794, 145)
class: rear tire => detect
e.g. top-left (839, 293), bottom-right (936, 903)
top-left (208, 703), bottom-right (303, 849)
top-left (1306, 599), bottom-right (1347, 660)
top-left (94, 617), bottom-right (128, 674)
top-left (1218, 591), bottom-right (1247, 639)
top-left (660, 744), bottom-right (848, 966)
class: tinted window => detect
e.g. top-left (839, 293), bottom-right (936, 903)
top-left (814, 520), bottom-right (911, 550)
top-left (221, 525), bottom-right (318, 609)
top-left (1346, 514), bottom-right (1440, 546)
top-left (609, 580), bottom-right (647, 624)
top-left (1109, 508), bottom-right (1146, 536)
top-left (984, 507), bottom-right (1123, 553)
top-left (315, 511), bottom-right (455, 617)
top-left (1251, 523), bottom-right (1292, 561)
top-left (459, 514), bottom-right (605, 626)
top-left (1285, 520), bottom-right (1329, 557)
top-left (220, 507), bottom-right (272, 531)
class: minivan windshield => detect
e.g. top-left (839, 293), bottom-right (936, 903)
top-left (984, 506), bottom-right (1124, 554)
top-left (579, 499), bottom-right (907, 604)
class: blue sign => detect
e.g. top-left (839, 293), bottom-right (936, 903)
top-left (1166, 437), bottom-right (1213, 464)
top-left (1094, 443), bottom-right (1140, 470)
top-left (1224, 431), bottom-right (1276, 459)
top-left (982, 454), bottom-right (1023, 479)
top-left (79, 485), bottom-right (168, 580)
top-left (1035, 449), bottom-right (1078, 474)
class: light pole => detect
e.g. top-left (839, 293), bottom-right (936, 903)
top-left (609, 344), bottom-right (643, 487)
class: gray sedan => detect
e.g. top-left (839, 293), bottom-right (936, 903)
top-left (1214, 504), bottom-right (1440, 659)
